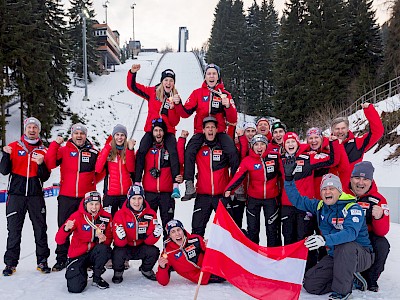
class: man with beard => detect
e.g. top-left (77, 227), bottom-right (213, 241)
top-left (46, 123), bottom-right (105, 271)
top-left (135, 119), bottom-right (185, 238)
top-left (190, 117), bottom-right (239, 236)
top-left (349, 161), bottom-right (390, 292)
top-left (1, 117), bottom-right (51, 276)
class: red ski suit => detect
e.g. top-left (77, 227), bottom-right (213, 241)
top-left (95, 136), bottom-right (135, 196)
top-left (127, 71), bottom-right (180, 134)
top-left (225, 149), bottom-right (282, 199)
top-left (156, 232), bottom-right (211, 285)
top-left (45, 140), bottom-right (104, 198)
top-left (341, 105), bottom-right (384, 169)
top-left (175, 81), bottom-right (237, 134)
top-left (112, 200), bottom-right (160, 247)
top-left (55, 200), bottom-right (113, 258)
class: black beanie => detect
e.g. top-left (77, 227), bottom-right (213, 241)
top-left (160, 69), bottom-right (175, 82)
top-left (152, 118), bottom-right (168, 133)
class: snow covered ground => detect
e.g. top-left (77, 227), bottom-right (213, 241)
top-left (0, 52), bottom-right (399, 299)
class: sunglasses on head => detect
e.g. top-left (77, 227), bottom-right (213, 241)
top-left (152, 118), bottom-right (163, 123)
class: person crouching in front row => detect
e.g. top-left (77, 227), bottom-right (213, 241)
top-left (55, 191), bottom-right (113, 293)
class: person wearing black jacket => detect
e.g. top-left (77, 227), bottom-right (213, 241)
top-left (0, 117), bottom-right (51, 276)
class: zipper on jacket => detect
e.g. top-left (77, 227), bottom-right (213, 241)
top-left (210, 148), bottom-right (214, 196)
top-left (25, 152), bottom-right (31, 196)
top-left (76, 146), bottom-right (81, 198)
top-left (261, 157), bottom-right (267, 199)
top-left (119, 155), bottom-right (123, 195)
top-left (157, 150), bottom-right (161, 193)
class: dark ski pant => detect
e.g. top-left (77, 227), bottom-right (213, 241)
top-left (103, 194), bottom-right (126, 217)
top-left (145, 191), bottom-right (175, 239)
top-left (281, 205), bottom-right (314, 245)
top-left (135, 132), bottom-right (179, 183)
top-left (56, 195), bottom-right (81, 264)
top-left (231, 196), bottom-right (246, 229)
top-left (191, 194), bottom-right (232, 237)
top-left (246, 196), bottom-right (280, 246)
top-left (184, 133), bottom-right (238, 181)
top-left (112, 244), bottom-right (159, 273)
top-left (4, 195), bottom-right (50, 266)
top-left (281, 205), bottom-right (319, 270)
top-left (65, 243), bottom-right (111, 293)
top-left (303, 242), bottom-right (374, 295)
top-left (361, 233), bottom-right (390, 287)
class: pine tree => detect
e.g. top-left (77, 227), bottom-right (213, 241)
top-left (68, 0), bottom-right (100, 82)
top-left (382, 0), bottom-right (400, 80)
top-left (259, 0), bottom-right (279, 116)
top-left (273, 0), bottom-right (308, 131)
top-left (344, 0), bottom-right (383, 101)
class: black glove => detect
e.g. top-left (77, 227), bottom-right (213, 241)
top-left (284, 156), bottom-right (297, 181)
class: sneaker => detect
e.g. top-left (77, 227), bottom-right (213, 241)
top-left (2, 265), bottom-right (16, 276)
top-left (37, 262), bottom-right (51, 274)
top-left (92, 276), bottom-right (109, 289)
top-left (52, 261), bottom-right (66, 272)
top-left (139, 266), bottom-right (156, 281)
top-left (112, 271), bottom-right (124, 284)
top-left (124, 260), bottom-right (130, 270)
top-left (181, 180), bottom-right (196, 201)
top-left (368, 284), bottom-right (379, 292)
top-left (353, 272), bottom-right (367, 291)
top-left (105, 258), bottom-right (113, 269)
top-left (328, 292), bottom-right (352, 300)
top-left (171, 187), bottom-right (181, 199)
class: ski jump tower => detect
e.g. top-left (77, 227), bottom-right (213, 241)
top-left (178, 27), bottom-right (189, 52)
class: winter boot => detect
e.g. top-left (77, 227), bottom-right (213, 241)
top-left (181, 180), bottom-right (196, 201)
top-left (37, 261), bottom-right (51, 274)
top-left (112, 271), bottom-right (124, 284)
top-left (139, 266), bottom-right (156, 281)
top-left (2, 265), bottom-right (16, 276)
top-left (353, 272), bottom-right (367, 291)
top-left (328, 292), bottom-right (352, 300)
top-left (92, 276), bottom-right (109, 289)
top-left (171, 187), bottom-right (181, 199)
top-left (368, 284), bottom-right (379, 292)
top-left (52, 261), bottom-right (66, 272)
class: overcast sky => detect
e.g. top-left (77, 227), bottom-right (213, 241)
top-left (82, 0), bottom-right (392, 51)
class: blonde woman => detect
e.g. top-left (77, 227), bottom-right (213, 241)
top-left (127, 65), bottom-right (181, 198)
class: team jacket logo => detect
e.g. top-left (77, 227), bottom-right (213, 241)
top-left (296, 160), bottom-right (305, 166)
top-left (18, 150), bottom-right (26, 156)
top-left (175, 251), bottom-right (182, 258)
top-left (254, 164), bottom-right (261, 170)
top-left (70, 152), bottom-right (78, 157)
top-left (265, 160), bottom-right (275, 166)
top-left (358, 202), bottom-right (370, 209)
top-left (82, 152), bottom-right (91, 157)
top-left (331, 218), bottom-right (344, 230)
top-left (213, 150), bottom-right (222, 155)
top-left (185, 245), bottom-right (196, 252)
top-left (151, 149), bottom-right (158, 154)
top-left (82, 224), bottom-right (91, 231)
top-left (202, 150), bottom-right (209, 156)
top-left (127, 222), bottom-right (134, 228)
top-left (202, 96), bottom-right (209, 102)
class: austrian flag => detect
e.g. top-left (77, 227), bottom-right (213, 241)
top-left (202, 202), bottom-right (308, 300)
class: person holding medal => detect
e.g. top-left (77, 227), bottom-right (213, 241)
top-left (156, 219), bottom-right (225, 286)
top-left (55, 191), bottom-right (113, 293)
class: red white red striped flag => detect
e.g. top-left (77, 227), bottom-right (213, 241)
top-left (202, 202), bottom-right (308, 300)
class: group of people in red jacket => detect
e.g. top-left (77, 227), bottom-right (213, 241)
top-left (0, 63), bottom-right (390, 297)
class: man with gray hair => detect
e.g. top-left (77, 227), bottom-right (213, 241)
top-left (331, 103), bottom-right (384, 170)
top-left (45, 123), bottom-right (105, 271)
top-left (284, 158), bottom-right (374, 300)
top-left (1, 117), bottom-right (51, 276)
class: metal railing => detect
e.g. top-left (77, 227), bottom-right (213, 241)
top-left (336, 76), bottom-right (400, 118)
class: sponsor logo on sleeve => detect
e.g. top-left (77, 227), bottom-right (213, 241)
top-left (352, 216), bottom-right (359, 223)
top-left (350, 209), bottom-right (362, 216)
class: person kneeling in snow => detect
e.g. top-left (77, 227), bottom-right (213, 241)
top-left (111, 185), bottom-right (161, 284)
top-left (156, 219), bottom-right (225, 286)
top-left (55, 191), bottom-right (113, 293)
top-left (284, 161), bottom-right (374, 300)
